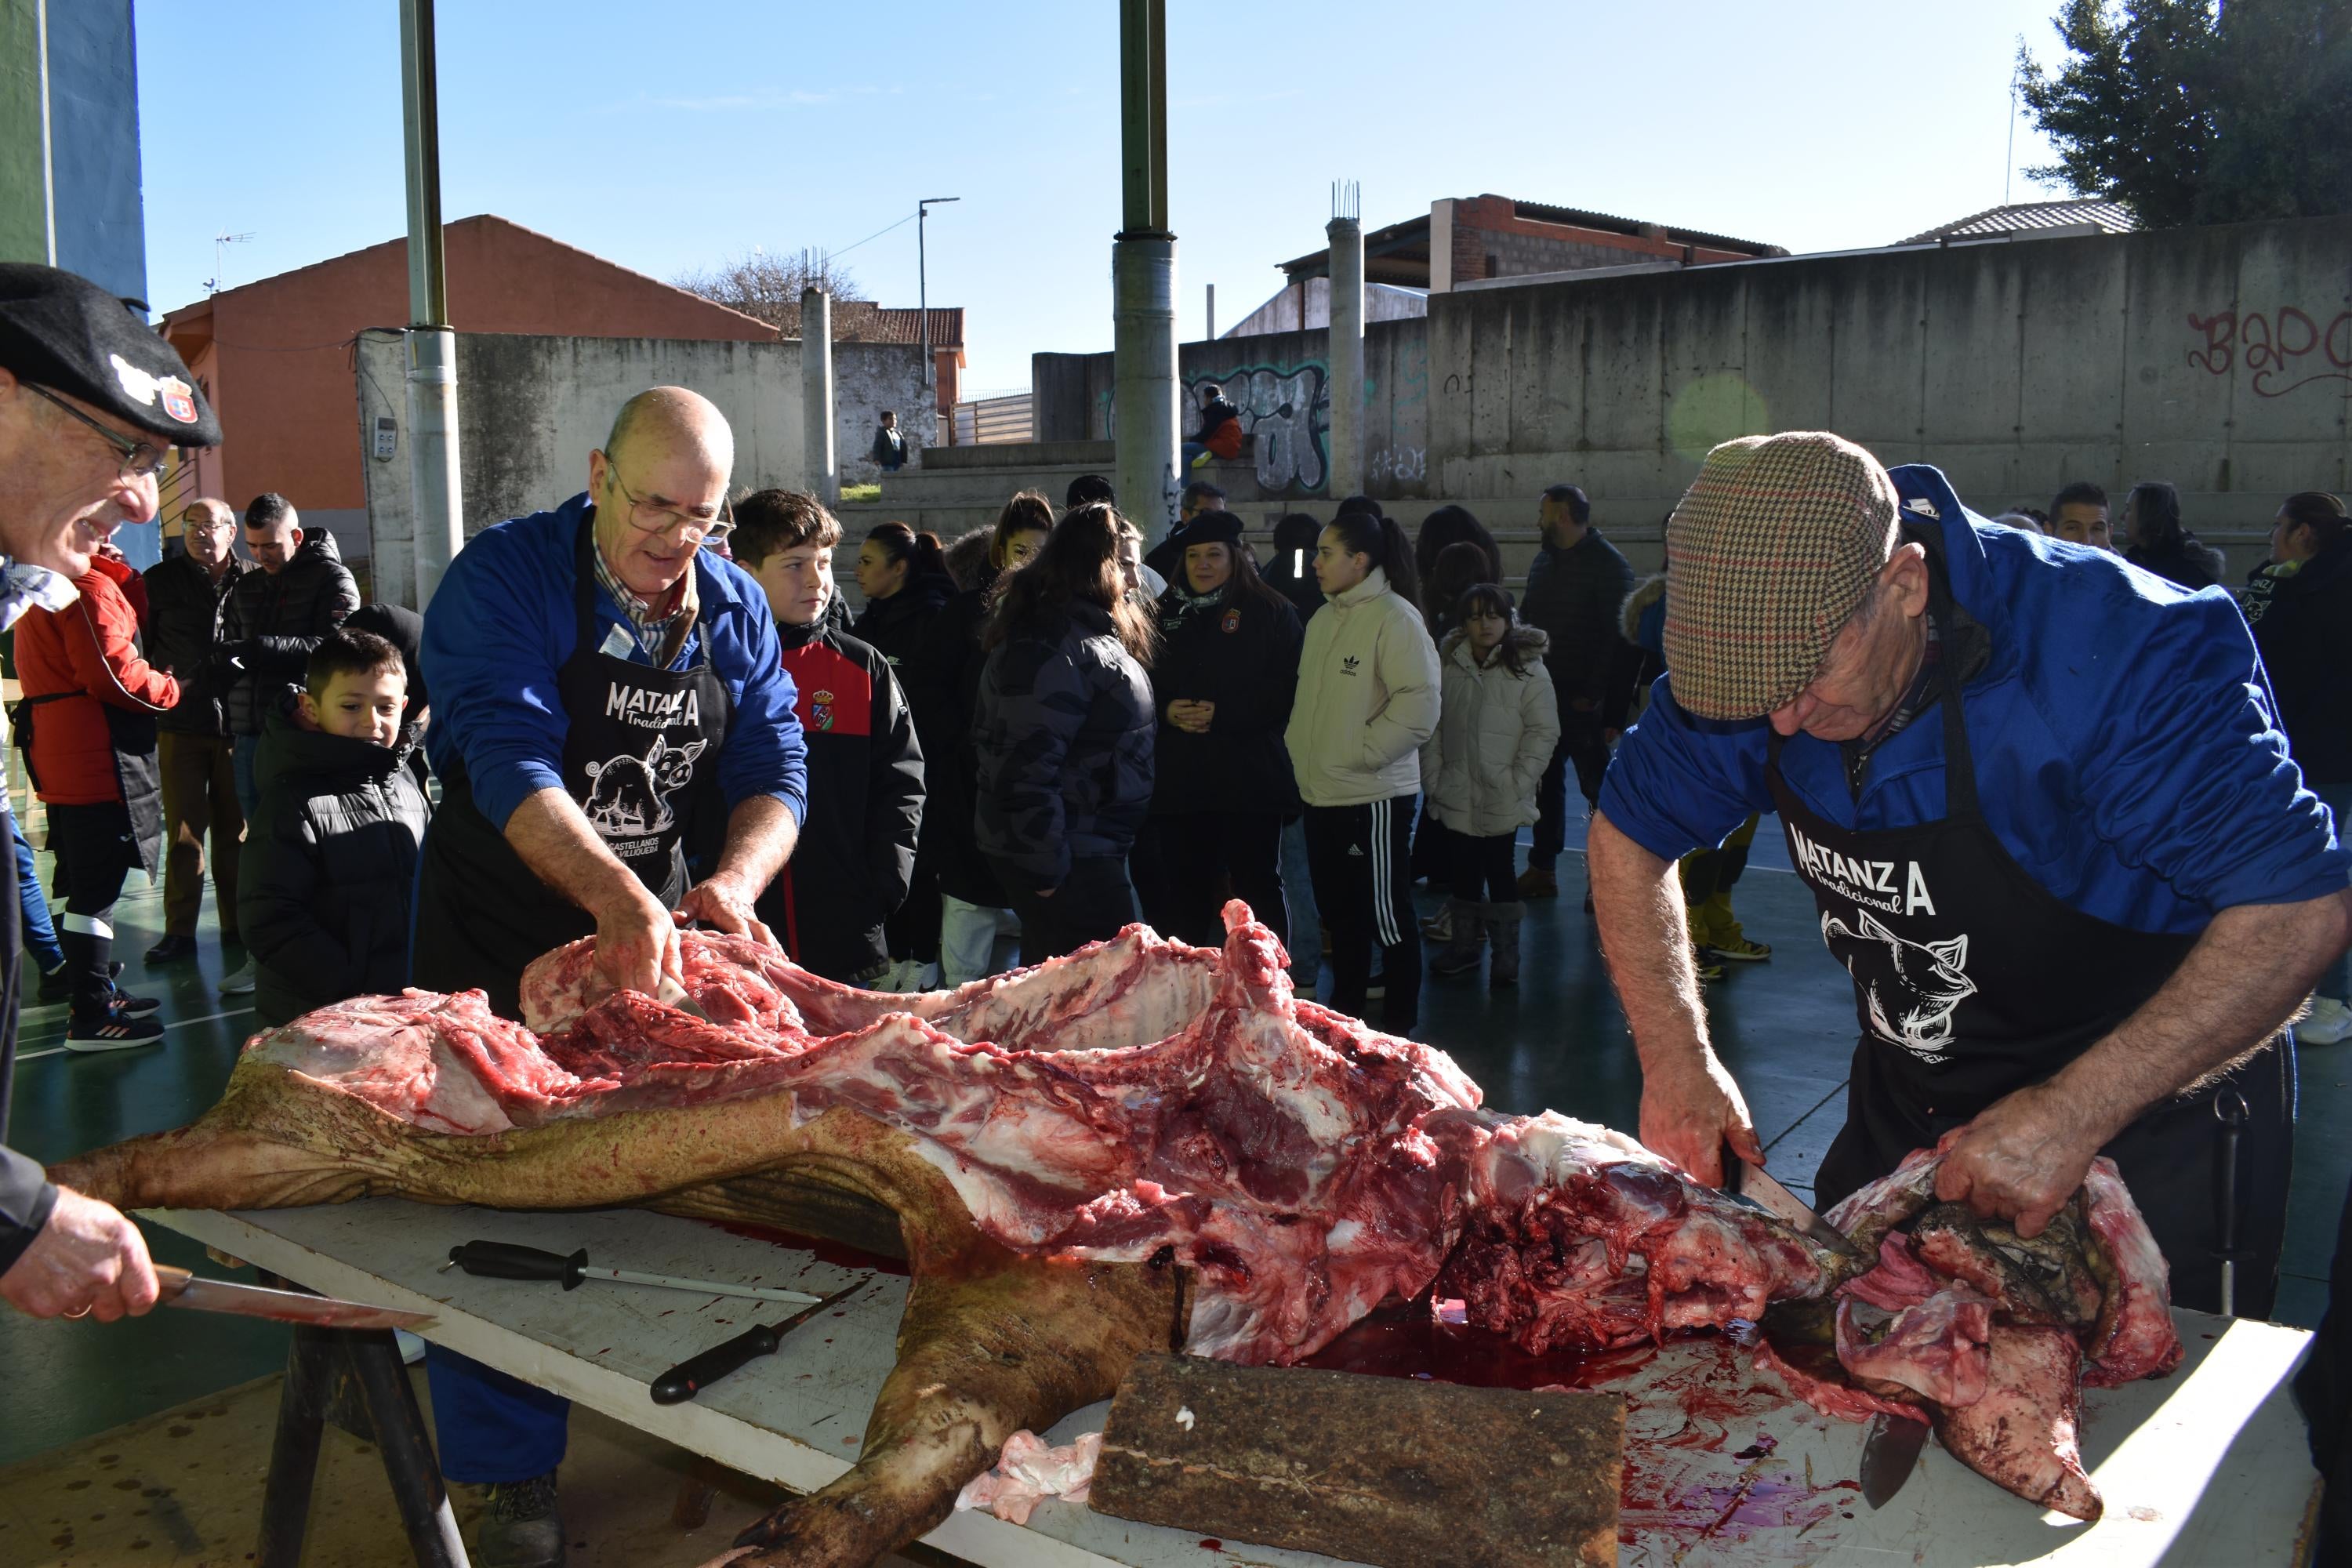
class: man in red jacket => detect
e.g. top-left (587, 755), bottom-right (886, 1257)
top-left (16, 543), bottom-right (178, 1047)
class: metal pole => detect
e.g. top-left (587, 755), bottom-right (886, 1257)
top-left (919, 206), bottom-right (927, 389)
top-left (1113, 0), bottom-right (1178, 545)
top-left (399, 0), bottom-right (462, 612)
top-left (1326, 200), bottom-right (1366, 499)
top-left (1206, 283), bottom-right (1214, 343)
top-left (802, 286), bottom-right (836, 504)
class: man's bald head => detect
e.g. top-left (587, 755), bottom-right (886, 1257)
top-left (603, 386), bottom-right (734, 476)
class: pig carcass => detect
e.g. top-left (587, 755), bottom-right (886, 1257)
top-left (51, 904), bottom-right (2172, 1561)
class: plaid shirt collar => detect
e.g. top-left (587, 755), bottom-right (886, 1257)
top-left (590, 535), bottom-right (697, 665)
top-left (0, 557), bottom-right (78, 632)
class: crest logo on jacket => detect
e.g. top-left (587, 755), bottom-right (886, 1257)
top-left (811, 688), bottom-right (836, 732)
top-left (1221, 608), bottom-right (1240, 634)
top-left (605, 682), bottom-right (701, 731)
top-left (1341, 655), bottom-right (1360, 676)
top-left (1822, 908), bottom-right (1976, 1064)
top-left (583, 734), bottom-right (706, 841)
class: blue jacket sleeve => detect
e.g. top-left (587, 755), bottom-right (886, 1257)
top-left (419, 528), bottom-right (569, 832)
top-left (1595, 678), bottom-right (1776, 862)
top-left (710, 578), bottom-right (808, 826)
top-left (2074, 588), bottom-right (2349, 911)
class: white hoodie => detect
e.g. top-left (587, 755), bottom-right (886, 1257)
top-left (1284, 567), bottom-right (1442, 808)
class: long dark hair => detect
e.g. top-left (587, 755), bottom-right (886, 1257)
top-left (1415, 504), bottom-right (1502, 586)
top-left (1455, 583), bottom-right (1537, 676)
top-left (2126, 481), bottom-right (2187, 553)
top-left (984, 502), bottom-right (1158, 664)
top-left (866, 521), bottom-right (947, 583)
top-left (1176, 513), bottom-right (1290, 617)
top-left (1324, 510), bottom-right (1421, 611)
top-left (1426, 539), bottom-right (1494, 629)
top-left (991, 489), bottom-right (1055, 569)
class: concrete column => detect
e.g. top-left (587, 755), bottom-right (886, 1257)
top-left (1326, 216), bottom-right (1366, 499)
top-left (801, 286), bottom-right (836, 503)
top-left (1112, 237), bottom-right (1179, 544)
top-left (405, 327), bottom-right (462, 610)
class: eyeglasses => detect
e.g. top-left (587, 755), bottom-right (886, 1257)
top-left (606, 466), bottom-right (731, 542)
top-left (27, 383), bottom-right (169, 484)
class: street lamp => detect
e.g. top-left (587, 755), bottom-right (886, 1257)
top-left (918, 196), bottom-right (960, 394)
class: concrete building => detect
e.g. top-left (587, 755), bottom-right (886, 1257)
top-left (0, 0), bottom-right (146, 303)
top-left (764, 299), bottom-right (967, 425)
top-left (158, 216), bottom-right (782, 560)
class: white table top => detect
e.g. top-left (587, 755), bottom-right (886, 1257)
top-left (148, 1200), bottom-right (2322, 1568)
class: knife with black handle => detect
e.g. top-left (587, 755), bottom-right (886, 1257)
top-left (651, 1281), bottom-right (867, 1404)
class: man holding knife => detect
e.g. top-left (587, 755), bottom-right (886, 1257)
top-left (412, 383), bottom-right (804, 1564)
top-left (0, 265), bottom-right (222, 1322)
top-left (1588, 431), bottom-right (2351, 1320)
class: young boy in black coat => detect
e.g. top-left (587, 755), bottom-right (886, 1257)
top-left (731, 490), bottom-right (925, 985)
top-left (238, 630), bottom-right (432, 1028)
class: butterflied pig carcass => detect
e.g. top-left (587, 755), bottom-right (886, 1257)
top-left (51, 903), bottom-right (2174, 1562)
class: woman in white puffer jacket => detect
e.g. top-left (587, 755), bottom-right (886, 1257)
top-left (1422, 584), bottom-right (1559, 985)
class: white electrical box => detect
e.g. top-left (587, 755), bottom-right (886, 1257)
top-left (373, 416), bottom-right (398, 462)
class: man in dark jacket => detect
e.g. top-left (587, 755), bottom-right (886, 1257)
top-left (219, 493), bottom-right (359, 833)
top-left (0, 261), bottom-right (224, 1322)
top-left (1515, 482), bottom-right (1633, 900)
top-left (869, 410), bottom-right (908, 473)
top-left (732, 490), bottom-right (924, 984)
top-left (239, 630), bottom-right (430, 1028)
top-left (140, 496), bottom-right (253, 963)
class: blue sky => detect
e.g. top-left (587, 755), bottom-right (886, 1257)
top-left (136, 1), bottom-right (2074, 394)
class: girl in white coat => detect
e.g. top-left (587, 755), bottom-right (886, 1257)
top-left (1422, 584), bottom-right (1559, 984)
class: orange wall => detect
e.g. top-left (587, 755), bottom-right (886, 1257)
top-left (186, 217), bottom-right (775, 514)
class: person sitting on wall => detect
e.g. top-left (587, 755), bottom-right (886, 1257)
top-left (1181, 383), bottom-right (1244, 470)
top-left (870, 410), bottom-right (909, 474)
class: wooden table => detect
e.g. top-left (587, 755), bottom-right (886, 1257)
top-left (150, 1200), bottom-right (2322, 1568)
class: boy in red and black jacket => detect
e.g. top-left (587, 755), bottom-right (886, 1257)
top-left (730, 490), bottom-right (924, 985)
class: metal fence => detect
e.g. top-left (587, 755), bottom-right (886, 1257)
top-left (951, 393), bottom-right (1033, 445)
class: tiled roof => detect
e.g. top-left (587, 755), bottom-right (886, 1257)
top-left (1900, 199), bottom-right (2138, 244)
top-left (769, 301), bottom-right (964, 346)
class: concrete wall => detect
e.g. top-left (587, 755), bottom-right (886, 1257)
top-left (833, 340), bottom-right (932, 484)
top-left (0, 0), bottom-right (147, 304)
top-left (1033, 317), bottom-right (1431, 499)
top-left (1421, 214), bottom-right (2352, 532)
top-left (357, 331), bottom-right (808, 609)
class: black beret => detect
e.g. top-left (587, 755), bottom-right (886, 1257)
top-left (0, 263), bottom-right (221, 448)
top-left (1176, 508), bottom-right (1245, 548)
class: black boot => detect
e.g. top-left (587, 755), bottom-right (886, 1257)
top-left (62, 930), bottom-right (163, 1052)
top-left (477, 1470), bottom-right (565, 1568)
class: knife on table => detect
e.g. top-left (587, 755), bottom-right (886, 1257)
top-left (651, 1281), bottom-right (869, 1404)
top-left (153, 1265), bottom-right (434, 1331)
top-left (443, 1240), bottom-right (824, 1307)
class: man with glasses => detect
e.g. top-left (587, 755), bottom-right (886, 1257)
top-left (0, 263), bottom-right (222, 1321)
top-left (1587, 430), bottom-right (2351, 1325)
top-left (412, 384), bottom-right (805, 1566)
top-left (142, 499), bottom-right (254, 965)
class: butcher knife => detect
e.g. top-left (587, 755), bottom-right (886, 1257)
top-left (152, 1265), bottom-right (434, 1330)
top-left (654, 972), bottom-right (716, 1023)
top-left (1859, 1413), bottom-right (1931, 1508)
top-left (649, 1280), bottom-right (869, 1403)
top-left (1733, 1160), bottom-right (1867, 1262)
top-left (442, 1240), bottom-right (824, 1307)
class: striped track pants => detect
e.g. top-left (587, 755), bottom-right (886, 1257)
top-left (1302, 793), bottom-right (1421, 1033)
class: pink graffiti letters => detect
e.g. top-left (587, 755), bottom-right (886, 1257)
top-left (2186, 307), bottom-right (2352, 397)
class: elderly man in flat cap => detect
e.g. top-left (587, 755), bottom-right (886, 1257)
top-left (1589, 431), bottom-right (2351, 1319)
top-left (0, 263), bottom-right (223, 1323)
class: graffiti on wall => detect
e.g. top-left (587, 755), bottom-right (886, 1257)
top-left (2187, 307), bottom-right (2352, 397)
top-left (1189, 363), bottom-right (1330, 495)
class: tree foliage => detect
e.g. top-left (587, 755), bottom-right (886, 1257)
top-left (673, 251), bottom-right (866, 328)
top-left (2020, 0), bottom-right (2352, 227)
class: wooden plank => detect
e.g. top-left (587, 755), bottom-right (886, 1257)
top-left (1091, 1353), bottom-right (1621, 1568)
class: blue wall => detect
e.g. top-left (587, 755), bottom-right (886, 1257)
top-left (45, 0), bottom-right (147, 308)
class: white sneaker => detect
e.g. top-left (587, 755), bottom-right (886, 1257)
top-left (2302, 996), bottom-right (2352, 1046)
top-left (220, 963), bottom-right (257, 996)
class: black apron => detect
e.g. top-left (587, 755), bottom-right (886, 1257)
top-left (1778, 592), bottom-right (2292, 1319)
top-left (412, 517), bottom-right (731, 1019)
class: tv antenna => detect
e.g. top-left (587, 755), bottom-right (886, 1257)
top-left (205, 230), bottom-right (255, 294)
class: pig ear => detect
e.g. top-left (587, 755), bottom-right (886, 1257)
top-left (1857, 909), bottom-right (1897, 943)
top-left (1928, 934), bottom-right (1969, 969)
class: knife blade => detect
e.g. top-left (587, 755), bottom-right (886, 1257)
top-left (156, 1265), bottom-right (435, 1330)
top-left (1735, 1161), bottom-right (1867, 1262)
top-left (654, 972), bottom-right (715, 1023)
top-left (1860, 1412), bottom-right (1931, 1508)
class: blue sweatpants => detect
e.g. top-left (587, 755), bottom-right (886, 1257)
top-left (424, 1345), bottom-right (569, 1483)
top-left (9, 808), bottom-right (63, 975)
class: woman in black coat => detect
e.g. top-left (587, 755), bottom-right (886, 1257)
top-left (1143, 511), bottom-right (1303, 948)
top-left (852, 521), bottom-right (956, 669)
top-left (2122, 481), bottom-right (2227, 590)
top-left (973, 503), bottom-right (1159, 963)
